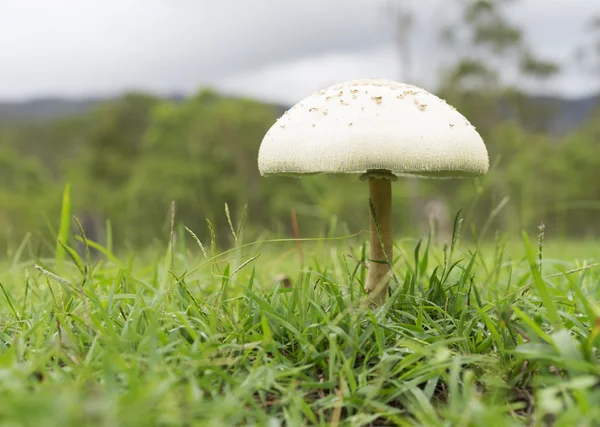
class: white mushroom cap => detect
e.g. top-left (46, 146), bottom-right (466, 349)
top-left (258, 78), bottom-right (489, 178)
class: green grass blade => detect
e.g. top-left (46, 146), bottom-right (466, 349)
top-left (55, 183), bottom-right (72, 271)
top-left (521, 231), bottom-right (561, 328)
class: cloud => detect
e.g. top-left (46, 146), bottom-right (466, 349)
top-left (0, 0), bottom-right (394, 97)
top-left (0, 0), bottom-right (598, 100)
top-left (215, 44), bottom-right (450, 105)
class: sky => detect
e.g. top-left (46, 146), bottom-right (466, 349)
top-left (1, 0), bottom-right (599, 104)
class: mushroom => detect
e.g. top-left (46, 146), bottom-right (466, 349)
top-left (257, 78), bottom-right (489, 305)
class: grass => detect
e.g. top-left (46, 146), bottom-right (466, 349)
top-left (1, 216), bottom-right (600, 426)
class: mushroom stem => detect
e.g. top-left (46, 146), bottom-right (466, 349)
top-left (365, 177), bottom-right (393, 304)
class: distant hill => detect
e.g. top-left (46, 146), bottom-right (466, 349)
top-left (526, 94), bottom-right (599, 135)
top-left (0, 92), bottom-right (597, 134)
top-left (0, 98), bottom-right (103, 121)
top-left (0, 94), bottom-right (186, 122)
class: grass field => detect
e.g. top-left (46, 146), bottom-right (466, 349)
top-left (1, 219), bottom-right (599, 426)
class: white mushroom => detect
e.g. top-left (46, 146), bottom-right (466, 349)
top-left (257, 78), bottom-right (489, 305)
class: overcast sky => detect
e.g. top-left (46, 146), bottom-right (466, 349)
top-left (1, 0), bottom-right (599, 104)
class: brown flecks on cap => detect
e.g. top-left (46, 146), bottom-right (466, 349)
top-left (322, 109), bottom-right (328, 115)
top-left (449, 123), bottom-right (455, 128)
top-left (414, 99), bottom-right (427, 111)
top-left (309, 107), bottom-right (319, 112)
top-left (348, 122), bottom-right (353, 126)
top-left (399, 90), bottom-right (419, 99)
top-left (372, 96), bottom-right (382, 104)
top-left (340, 99), bottom-right (349, 106)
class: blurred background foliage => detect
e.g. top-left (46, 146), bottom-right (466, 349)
top-left (1, 0), bottom-right (600, 254)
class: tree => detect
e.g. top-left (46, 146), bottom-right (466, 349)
top-left (0, 147), bottom-right (55, 247)
top-left (63, 93), bottom-right (160, 242)
top-left (576, 16), bottom-right (600, 79)
top-left (437, 0), bottom-right (560, 132)
top-left (126, 90), bottom-right (283, 246)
